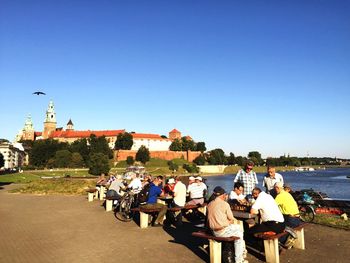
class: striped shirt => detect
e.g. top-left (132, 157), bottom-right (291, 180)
top-left (187, 182), bottom-right (207, 199)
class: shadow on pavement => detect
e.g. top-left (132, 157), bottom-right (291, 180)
top-left (163, 221), bottom-right (209, 262)
top-left (0, 182), bottom-right (12, 190)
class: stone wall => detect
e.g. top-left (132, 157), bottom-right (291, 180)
top-left (114, 150), bottom-right (201, 162)
top-left (197, 165), bottom-right (228, 174)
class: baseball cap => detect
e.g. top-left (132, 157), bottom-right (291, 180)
top-left (213, 186), bottom-right (226, 196)
top-left (195, 176), bottom-right (203, 181)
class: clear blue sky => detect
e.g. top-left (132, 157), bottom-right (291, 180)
top-left (1, 0), bottom-right (349, 158)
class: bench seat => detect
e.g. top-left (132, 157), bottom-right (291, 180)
top-left (192, 231), bottom-right (239, 263)
top-left (105, 196), bottom-right (120, 212)
top-left (254, 223), bottom-right (308, 263)
top-left (86, 188), bottom-right (98, 202)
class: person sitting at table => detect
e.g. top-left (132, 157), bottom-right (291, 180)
top-left (248, 187), bottom-right (285, 236)
top-left (207, 186), bottom-right (246, 263)
top-left (141, 176), bottom-right (167, 227)
top-left (229, 182), bottom-right (247, 205)
top-left (167, 176), bottom-right (187, 227)
top-left (106, 174), bottom-right (125, 203)
top-left (96, 173), bottom-right (107, 184)
top-left (128, 173), bottom-right (142, 194)
top-left (186, 176), bottom-right (207, 205)
top-left (274, 182), bottom-right (301, 227)
top-left (163, 177), bottom-right (176, 195)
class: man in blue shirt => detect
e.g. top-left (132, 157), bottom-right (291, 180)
top-left (141, 176), bottom-right (167, 227)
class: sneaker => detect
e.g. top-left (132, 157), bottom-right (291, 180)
top-left (284, 236), bottom-right (297, 249)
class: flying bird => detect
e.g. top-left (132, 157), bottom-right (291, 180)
top-left (32, 91), bottom-right (46, 95)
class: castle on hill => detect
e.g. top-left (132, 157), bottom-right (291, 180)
top-left (16, 101), bottom-right (187, 152)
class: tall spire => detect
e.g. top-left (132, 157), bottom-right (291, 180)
top-left (45, 100), bottom-right (56, 123)
top-left (24, 114), bottom-right (34, 131)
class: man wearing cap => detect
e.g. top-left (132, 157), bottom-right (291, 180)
top-left (234, 160), bottom-right (258, 198)
top-left (186, 176), bottom-right (207, 205)
top-left (207, 186), bottom-right (246, 263)
top-left (263, 166), bottom-right (284, 198)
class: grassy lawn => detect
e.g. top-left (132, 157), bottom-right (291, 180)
top-left (10, 178), bottom-right (96, 195)
top-left (313, 213), bottom-right (350, 230)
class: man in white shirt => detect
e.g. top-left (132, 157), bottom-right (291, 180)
top-left (229, 182), bottom-right (246, 204)
top-left (249, 187), bottom-right (285, 235)
top-left (186, 176), bottom-right (207, 205)
top-left (263, 166), bottom-right (284, 198)
top-left (168, 176), bottom-right (187, 227)
top-left (128, 174), bottom-right (142, 194)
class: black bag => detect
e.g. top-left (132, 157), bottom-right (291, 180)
top-left (138, 183), bottom-right (151, 204)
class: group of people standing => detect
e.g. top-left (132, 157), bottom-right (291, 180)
top-left (206, 160), bottom-right (301, 263)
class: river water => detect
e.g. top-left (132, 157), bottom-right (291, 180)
top-left (204, 167), bottom-right (350, 200)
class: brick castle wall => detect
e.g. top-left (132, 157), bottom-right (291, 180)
top-left (115, 150), bottom-right (201, 162)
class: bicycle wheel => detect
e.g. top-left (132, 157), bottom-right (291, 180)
top-left (115, 196), bottom-right (135, 222)
top-left (299, 205), bottom-right (315, 222)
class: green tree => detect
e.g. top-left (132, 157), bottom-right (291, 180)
top-left (70, 152), bottom-right (84, 168)
top-left (29, 139), bottom-right (69, 167)
top-left (115, 132), bottom-right (133, 150)
top-left (136, 146), bottom-right (150, 164)
top-left (208, 148), bottom-right (227, 165)
top-left (70, 138), bottom-right (90, 165)
top-left (126, 156), bottom-right (135, 165)
top-left (193, 155), bottom-right (206, 165)
top-left (182, 137), bottom-right (196, 151)
top-left (0, 153), bottom-right (4, 168)
top-left (248, 151), bottom-right (263, 165)
top-left (196, 142), bottom-right (206, 152)
top-left (54, 150), bottom-right (72, 168)
top-left (89, 135), bottom-right (113, 159)
top-left (235, 156), bottom-right (246, 166)
top-left (169, 139), bottom-right (182, 151)
top-left (89, 153), bottom-right (110, 175)
top-left (227, 152), bottom-right (236, 165)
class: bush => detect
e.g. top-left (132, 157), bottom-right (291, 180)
top-left (126, 156), bottom-right (135, 165)
top-left (167, 161), bottom-right (179, 171)
top-left (183, 163), bottom-right (199, 173)
top-left (193, 155), bottom-right (206, 165)
top-left (136, 146), bottom-right (150, 164)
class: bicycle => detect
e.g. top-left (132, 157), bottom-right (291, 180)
top-left (298, 202), bottom-right (316, 223)
top-left (114, 190), bottom-right (138, 222)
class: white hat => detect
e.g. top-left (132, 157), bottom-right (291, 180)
top-left (195, 176), bottom-right (202, 181)
top-left (168, 178), bottom-right (175, 184)
top-left (189, 176), bottom-right (195, 180)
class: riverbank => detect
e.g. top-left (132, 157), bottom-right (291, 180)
top-left (1, 184), bottom-right (349, 263)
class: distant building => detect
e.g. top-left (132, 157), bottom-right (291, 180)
top-left (0, 142), bottom-right (26, 169)
top-left (15, 101), bottom-right (190, 151)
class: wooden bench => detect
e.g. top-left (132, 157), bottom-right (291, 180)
top-left (105, 196), bottom-right (120, 212)
top-left (86, 188), bottom-right (98, 202)
top-left (254, 223), bottom-right (307, 263)
top-left (192, 230), bottom-right (239, 263)
top-left (131, 203), bottom-right (207, 229)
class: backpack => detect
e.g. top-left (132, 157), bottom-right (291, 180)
top-left (138, 183), bottom-right (151, 204)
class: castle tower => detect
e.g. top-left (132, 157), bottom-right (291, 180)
top-left (21, 114), bottom-right (35, 141)
top-left (169, 129), bottom-right (181, 141)
top-left (42, 100), bottom-right (57, 139)
top-left (66, 119), bottom-right (74, 131)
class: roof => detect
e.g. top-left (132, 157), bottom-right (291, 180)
top-left (132, 133), bottom-right (171, 140)
top-left (67, 119), bottom-right (74, 125)
top-left (49, 129), bottom-right (125, 139)
top-left (169, 128), bottom-right (180, 133)
top-left (34, 132), bottom-right (42, 136)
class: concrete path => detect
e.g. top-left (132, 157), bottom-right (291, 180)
top-left (1, 184), bottom-right (350, 263)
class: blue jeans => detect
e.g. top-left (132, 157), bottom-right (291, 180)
top-left (214, 224), bottom-right (244, 263)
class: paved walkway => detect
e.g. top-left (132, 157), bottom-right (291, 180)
top-left (1, 184), bottom-right (350, 263)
